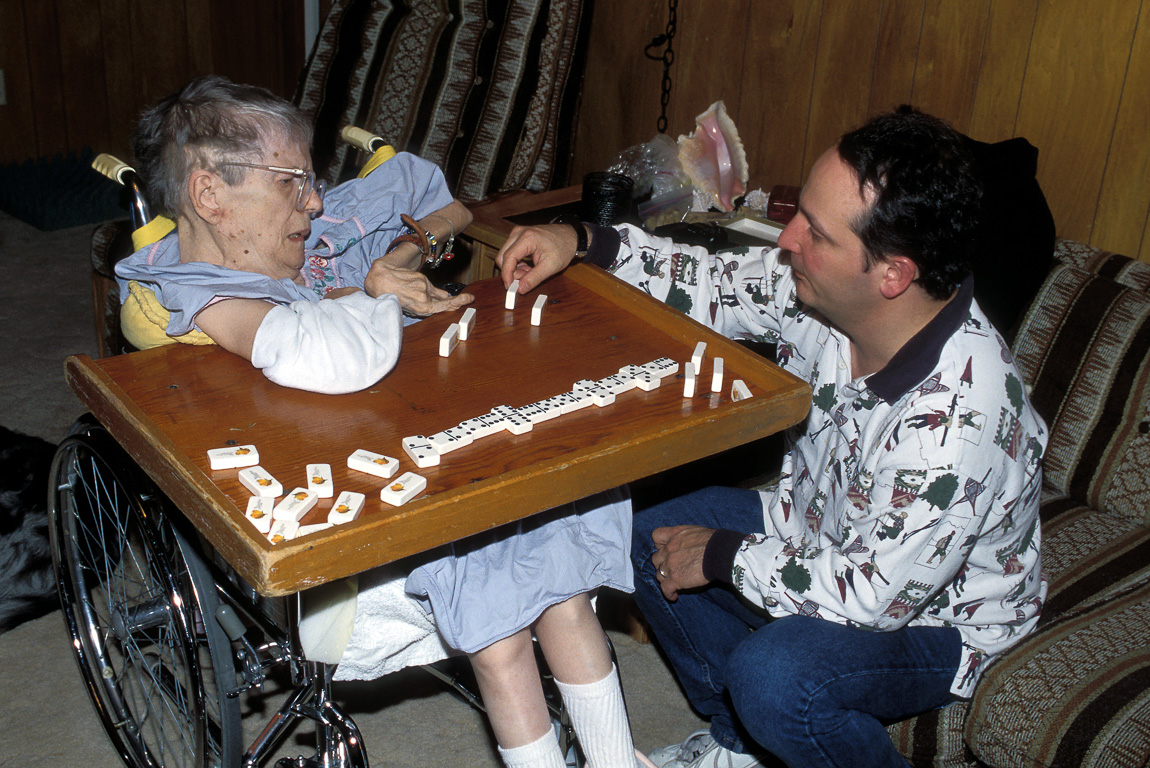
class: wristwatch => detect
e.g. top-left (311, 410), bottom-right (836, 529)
top-left (564, 219), bottom-right (589, 259)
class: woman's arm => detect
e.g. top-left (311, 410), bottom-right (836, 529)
top-left (373, 200), bottom-right (474, 271)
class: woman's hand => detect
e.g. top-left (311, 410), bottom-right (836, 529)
top-left (364, 260), bottom-right (473, 316)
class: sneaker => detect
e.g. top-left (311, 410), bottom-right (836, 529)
top-left (645, 730), bottom-right (764, 768)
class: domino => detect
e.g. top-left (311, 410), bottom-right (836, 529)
top-left (634, 371), bottom-right (662, 391)
top-left (528, 397), bottom-right (564, 423)
top-left (297, 522), bottom-right (334, 537)
top-left (306, 463), bottom-right (334, 498)
top-left (711, 357), bottom-right (725, 393)
top-left (244, 496), bottom-right (274, 534)
top-left (458, 415), bottom-right (502, 440)
top-left (641, 357), bottom-right (680, 379)
top-left (531, 294), bottom-right (548, 326)
top-left (348, 449), bottom-right (399, 479)
top-left (208, 444), bottom-right (259, 470)
top-left (329, 491), bottom-right (366, 525)
top-left (239, 466), bottom-right (282, 498)
top-left (401, 436), bottom-right (441, 468)
top-left (558, 390), bottom-right (594, 413)
top-left (439, 323), bottom-right (461, 357)
top-left (598, 373), bottom-right (638, 395)
top-left (380, 471), bottom-right (428, 507)
top-left (268, 517), bottom-right (300, 544)
top-left (475, 411), bottom-right (510, 435)
top-left (490, 405), bottom-right (533, 435)
top-left (731, 379), bottom-right (753, 401)
top-left (458, 307), bottom-right (477, 340)
top-left (428, 426), bottom-right (473, 455)
top-left (683, 362), bottom-right (697, 398)
top-left (515, 402), bottom-right (550, 423)
top-left (691, 341), bottom-right (707, 373)
top-left (273, 488), bottom-right (319, 522)
top-left (582, 383), bottom-right (616, 407)
top-left (505, 280), bottom-right (520, 310)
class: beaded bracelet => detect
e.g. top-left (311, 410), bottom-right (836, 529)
top-left (422, 213), bottom-right (456, 270)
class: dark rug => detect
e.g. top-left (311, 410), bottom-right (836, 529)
top-left (0, 148), bottom-right (128, 231)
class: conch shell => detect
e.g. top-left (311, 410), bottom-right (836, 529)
top-left (676, 100), bottom-right (749, 211)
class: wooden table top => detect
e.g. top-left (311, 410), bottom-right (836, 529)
top-left (66, 265), bottom-right (809, 596)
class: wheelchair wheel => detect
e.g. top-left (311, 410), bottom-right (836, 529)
top-left (49, 424), bottom-right (242, 768)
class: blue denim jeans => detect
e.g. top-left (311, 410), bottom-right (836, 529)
top-left (631, 486), bottom-right (962, 768)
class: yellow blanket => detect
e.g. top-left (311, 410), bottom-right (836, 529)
top-left (121, 280), bottom-right (216, 350)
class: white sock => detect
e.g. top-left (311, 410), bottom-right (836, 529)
top-left (497, 729), bottom-right (568, 768)
top-left (555, 665), bottom-right (635, 768)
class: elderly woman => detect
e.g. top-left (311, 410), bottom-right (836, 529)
top-left (116, 75), bottom-right (473, 394)
top-left (117, 77), bottom-right (650, 768)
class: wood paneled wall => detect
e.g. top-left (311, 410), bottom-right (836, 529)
top-left (572, 0), bottom-right (1150, 262)
top-left (0, 0), bottom-right (306, 167)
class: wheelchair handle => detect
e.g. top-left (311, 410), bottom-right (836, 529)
top-left (91, 152), bottom-right (134, 185)
top-left (340, 125), bottom-right (386, 153)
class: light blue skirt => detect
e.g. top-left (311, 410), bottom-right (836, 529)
top-left (404, 487), bottom-right (633, 653)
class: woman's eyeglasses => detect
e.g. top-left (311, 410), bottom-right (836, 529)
top-left (220, 162), bottom-right (327, 211)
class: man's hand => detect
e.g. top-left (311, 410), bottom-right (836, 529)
top-left (495, 224), bottom-right (581, 293)
top-left (364, 261), bottom-right (473, 316)
top-left (650, 525), bottom-right (716, 601)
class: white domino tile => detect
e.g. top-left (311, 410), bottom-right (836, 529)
top-left (711, 357), bottom-right (725, 393)
top-left (306, 463), bottom-right (334, 498)
top-left (207, 444), bottom-right (259, 470)
top-left (328, 491), bottom-right (366, 525)
top-left (634, 371), bottom-right (662, 391)
top-left (683, 362), bottom-right (697, 397)
top-left (268, 517), bottom-right (300, 544)
top-left (380, 471), bottom-right (428, 507)
top-left (439, 323), bottom-right (461, 357)
top-left (641, 357), bottom-right (680, 379)
top-left (559, 389), bottom-right (595, 413)
top-left (297, 522), bottom-right (334, 537)
top-left (347, 449), bottom-right (399, 479)
top-left (428, 426), bottom-right (474, 455)
top-left (244, 496), bottom-right (274, 534)
top-left (731, 379), bottom-right (753, 401)
top-left (531, 294), bottom-right (548, 326)
top-left (273, 488), bottom-right (319, 522)
top-left (691, 341), bottom-right (707, 374)
top-left (458, 307), bottom-right (477, 340)
top-left (490, 405), bottom-right (533, 435)
top-left (239, 466), bottom-right (282, 498)
top-left (505, 280), bottom-right (520, 310)
top-left (401, 436), bottom-right (441, 468)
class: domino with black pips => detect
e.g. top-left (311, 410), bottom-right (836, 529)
top-left (505, 280), bottom-right (520, 310)
top-left (380, 471), bottom-right (428, 507)
top-left (683, 362), bottom-right (697, 397)
top-left (401, 435), bottom-right (441, 468)
top-left (428, 425), bottom-right (473, 455)
top-left (347, 449), bottom-right (399, 479)
top-left (559, 389), bottom-right (595, 413)
top-left (306, 463), bottom-right (334, 498)
top-left (329, 491), bottom-right (366, 525)
top-left (490, 405), bottom-right (533, 435)
top-left (208, 444), bottom-right (259, 470)
top-left (641, 357), bottom-right (680, 379)
top-left (239, 466), bottom-right (282, 498)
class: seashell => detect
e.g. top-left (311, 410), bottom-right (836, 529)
top-left (676, 100), bottom-right (749, 211)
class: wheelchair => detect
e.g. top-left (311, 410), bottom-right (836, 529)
top-left (48, 130), bottom-right (587, 768)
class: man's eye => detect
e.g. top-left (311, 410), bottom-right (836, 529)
top-left (809, 227), bottom-right (823, 242)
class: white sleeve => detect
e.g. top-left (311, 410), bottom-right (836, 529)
top-left (250, 292), bottom-right (403, 394)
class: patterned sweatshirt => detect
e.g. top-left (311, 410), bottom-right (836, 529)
top-left (592, 224), bottom-right (1048, 698)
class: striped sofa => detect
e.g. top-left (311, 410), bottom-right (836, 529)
top-left (887, 239), bottom-right (1150, 767)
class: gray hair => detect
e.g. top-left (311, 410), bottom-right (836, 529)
top-left (130, 75), bottom-right (313, 218)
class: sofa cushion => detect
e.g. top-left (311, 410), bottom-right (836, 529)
top-left (1038, 492), bottom-right (1150, 623)
top-left (296, 0), bottom-right (591, 201)
top-left (965, 579), bottom-right (1150, 767)
top-left (1053, 239), bottom-right (1150, 291)
top-left (886, 701), bottom-right (980, 768)
top-left (1011, 261), bottom-right (1150, 523)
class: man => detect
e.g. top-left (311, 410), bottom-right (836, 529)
top-left (496, 107), bottom-right (1047, 768)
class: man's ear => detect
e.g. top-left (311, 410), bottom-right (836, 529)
top-left (878, 254), bottom-right (919, 299)
top-left (188, 170), bottom-right (225, 223)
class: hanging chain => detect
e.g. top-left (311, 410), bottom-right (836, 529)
top-left (644, 0), bottom-right (678, 133)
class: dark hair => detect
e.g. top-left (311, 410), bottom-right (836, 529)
top-left (130, 75), bottom-right (313, 218)
top-left (836, 106), bottom-right (982, 300)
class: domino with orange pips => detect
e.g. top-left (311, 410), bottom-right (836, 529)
top-left (380, 471), bottom-right (428, 507)
top-left (208, 444), bottom-right (259, 470)
top-left (329, 491), bottom-right (366, 525)
top-left (239, 466), bottom-right (282, 498)
top-left (306, 463), bottom-right (334, 498)
top-left (273, 488), bottom-right (319, 522)
top-left (347, 449), bottom-right (399, 479)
